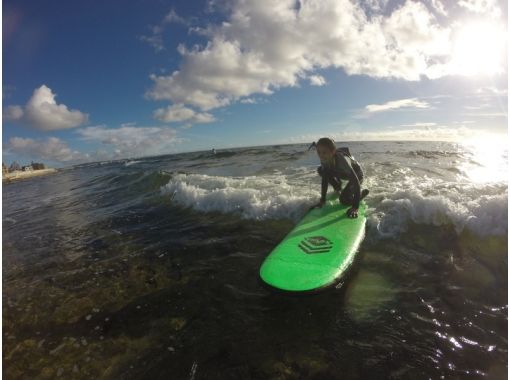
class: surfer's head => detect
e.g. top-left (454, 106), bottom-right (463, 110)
top-left (316, 137), bottom-right (336, 162)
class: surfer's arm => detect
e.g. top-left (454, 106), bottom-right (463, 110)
top-left (316, 165), bottom-right (329, 203)
top-left (347, 169), bottom-right (361, 217)
top-left (320, 170), bottom-right (328, 203)
top-left (309, 166), bottom-right (328, 210)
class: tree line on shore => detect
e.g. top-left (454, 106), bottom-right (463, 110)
top-left (2, 161), bottom-right (46, 174)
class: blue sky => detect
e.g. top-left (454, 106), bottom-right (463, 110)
top-left (3, 0), bottom-right (508, 167)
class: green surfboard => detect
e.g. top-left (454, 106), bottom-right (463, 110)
top-left (260, 194), bottom-right (367, 292)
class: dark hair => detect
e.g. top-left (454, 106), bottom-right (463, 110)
top-left (316, 137), bottom-right (336, 151)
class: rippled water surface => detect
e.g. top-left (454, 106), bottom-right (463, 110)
top-left (3, 141), bottom-right (508, 379)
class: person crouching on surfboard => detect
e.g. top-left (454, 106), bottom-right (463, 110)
top-left (311, 137), bottom-right (369, 218)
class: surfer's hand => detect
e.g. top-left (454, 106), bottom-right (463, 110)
top-left (347, 207), bottom-right (358, 218)
top-left (310, 200), bottom-right (325, 210)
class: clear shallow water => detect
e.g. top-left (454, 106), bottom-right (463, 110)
top-left (3, 141), bottom-right (507, 379)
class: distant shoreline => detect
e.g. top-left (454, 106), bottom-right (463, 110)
top-left (3, 168), bottom-right (57, 183)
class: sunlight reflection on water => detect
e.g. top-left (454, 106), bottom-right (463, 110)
top-left (459, 136), bottom-right (508, 184)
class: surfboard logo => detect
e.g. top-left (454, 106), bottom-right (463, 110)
top-left (298, 236), bottom-right (333, 254)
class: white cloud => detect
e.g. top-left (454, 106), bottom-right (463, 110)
top-left (3, 85), bottom-right (89, 131)
top-left (463, 111), bottom-right (507, 118)
top-left (309, 75), bottom-right (326, 86)
top-left (399, 122), bottom-right (438, 128)
top-left (4, 137), bottom-right (89, 162)
top-left (336, 127), bottom-right (504, 141)
top-left (287, 126), bottom-right (502, 143)
top-left (78, 124), bottom-right (182, 157)
top-left (458, 0), bottom-right (501, 16)
top-left (428, 0), bottom-right (448, 16)
top-left (476, 86), bottom-right (508, 96)
top-left (4, 105), bottom-right (24, 120)
top-left (365, 98), bottom-right (430, 112)
top-left (240, 98), bottom-right (257, 104)
top-left (164, 9), bottom-right (188, 25)
top-left (153, 104), bottom-right (216, 124)
top-left (464, 104), bottom-right (491, 110)
top-left (139, 29), bottom-right (165, 52)
top-left (139, 9), bottom-right (189, 52)
top-left (454, 120), bottom-right (476, 125)
top-left (146, 0), bottom-right (456, 111)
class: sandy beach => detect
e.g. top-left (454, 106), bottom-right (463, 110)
top-left (3, 168), bottom-right (57, 183)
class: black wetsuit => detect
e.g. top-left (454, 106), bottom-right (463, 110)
top-left (318, 148), bottom-right (364, 209)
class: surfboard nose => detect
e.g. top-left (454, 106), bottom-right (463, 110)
top-left (260, 258), bottom-right (345, 292)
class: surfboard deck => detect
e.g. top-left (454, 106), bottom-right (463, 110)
top-left (260, 194), bottom-right (366, 292)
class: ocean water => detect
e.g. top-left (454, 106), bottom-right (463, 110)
top-left (2, 141), bottom-right (507, 379)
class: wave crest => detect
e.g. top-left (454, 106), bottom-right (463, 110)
top-left (161, 173), bottom-right (313, 220)
top-left (370, 189), bottom-right (507, 237)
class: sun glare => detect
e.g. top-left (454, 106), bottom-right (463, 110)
top-left (460, 135), bottom-right (508, 183)
top-left (452, 22), bottom-right (507, 76)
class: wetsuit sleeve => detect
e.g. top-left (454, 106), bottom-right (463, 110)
top-left (320, 170), bottom-right (328, 203)
top-left (349, 168), bottom-right (362, 209)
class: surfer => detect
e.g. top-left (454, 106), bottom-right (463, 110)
top-left (311, 137), bottom-right (369, 218)
top-left (307, 141), bottom-right (317, 151)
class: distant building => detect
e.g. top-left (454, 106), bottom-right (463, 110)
top-left (22, 165), bottom-right (33, 172)
top-left (2, 163), bottom-right (8, 175)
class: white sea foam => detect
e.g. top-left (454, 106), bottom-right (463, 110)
top-left (124, 160), bottom-right (142, 167)
top-left (369, 187), bottom-right (508, 237)
top-left (162, 169), bottom-right (507, 237)
top-left (161, 173), bottom-right (315, 221)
